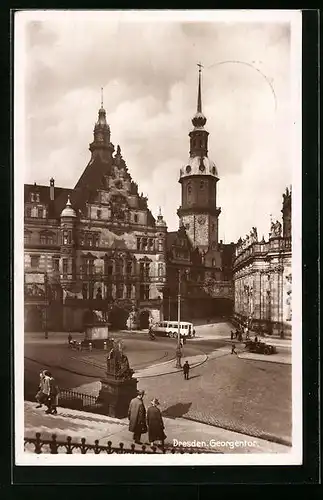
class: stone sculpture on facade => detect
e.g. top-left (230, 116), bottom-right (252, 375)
top-left (270, 220), bottom-right (282, 238)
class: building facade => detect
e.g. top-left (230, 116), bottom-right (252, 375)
top-left (164, 66), bottom-right (234, 320)
top-left (24, 103), bottom-right (168, 332)
top-left (232, 188), bottom-right (292, 337)
top-left (24, 69), bottom-right (238, 333)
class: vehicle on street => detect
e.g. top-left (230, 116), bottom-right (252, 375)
top-left (151, 321), bottom-right (195, 339)
top-left (244, 340), bottom-right (277, 355)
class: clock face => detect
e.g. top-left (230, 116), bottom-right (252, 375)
top-left (197, 216), bottom-right (205, 225)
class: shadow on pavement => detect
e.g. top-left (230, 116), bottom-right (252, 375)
top-left (187, 375), bottom-right (200, 380)
top-left (162, 402), bottom-right (192, 419)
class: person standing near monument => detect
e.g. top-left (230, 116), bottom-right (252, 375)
top-left (128, 389), bottom-right (147, 444)
top-left (147, 398), bottom-right (166, 448)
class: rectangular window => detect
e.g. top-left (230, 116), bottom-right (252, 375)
top-left (82, 283), bottom-right (88, 299)
top-left (137, 237), bottom-right (141, 250)
top-left (158, 263), bottom-right (163, 277)
top-left (30, 193), bottom-right (35, 202)
top-left (62, 258), bottom-right (68, 277)
top-left (38, 207), bottom-right (44, 219)
top-left (47, 234), bottom-right (54, 245)
top-left (126, 284), bottom-right (132, 299)
top-left (87, 235), bottom-right (93, 247)
top-left (94, 234), bottom-right (99, 247)
top-left (115, 260), bottom-right (122, 275)
top-left (25, 207), bottom-right (32, 218)
top-left (116, 283), bottom-right (124, 299)
top-left (126, 261), bottom-right (132, 275)
top-left (30, 255), bottom-right (39, 268)
top-left (40, 234), bottom-right (46, 244)
top-left (53, 258), bottom-right (60, 272)
top-left (142, 238), bottom-right (147, 250)
top-left (24, 233), bottom-right (31, 244)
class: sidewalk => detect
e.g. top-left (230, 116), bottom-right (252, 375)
top-left (24, 401), bottom-right (290, 455)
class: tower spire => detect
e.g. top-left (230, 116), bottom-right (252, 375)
top-left (197, 62), bottom-right (203, 113)
top-left (101, 87), bottom-right (104, 109)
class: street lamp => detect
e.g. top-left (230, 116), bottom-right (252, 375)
top-left (44, 272), bottom-right (48, 339)
top-left (175, 269), bottom-right (188, 369)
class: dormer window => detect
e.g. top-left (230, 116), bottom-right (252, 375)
top-left (186, 165), bottom-right (191, 174)
top-left (30, 193), bottom-right (35, 202)
top-left (36, 193), bottom-right (40, 202)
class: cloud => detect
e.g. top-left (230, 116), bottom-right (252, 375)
top-left (19, 12), bottom-right (294, 242)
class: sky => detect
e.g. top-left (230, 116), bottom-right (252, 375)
top-left (17, 10), bottom-right (300, 243)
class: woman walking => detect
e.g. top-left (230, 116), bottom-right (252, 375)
top-left (147, 398), bottom-right (166, 448)
top-left (36, 370), bottom-right (50, 408)
top-left (46, 372), bottom-right (60, 415)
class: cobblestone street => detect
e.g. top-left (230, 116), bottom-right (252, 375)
top-left (137, 354), bottom-right (291, 444)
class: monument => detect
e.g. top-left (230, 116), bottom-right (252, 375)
top-left (97, 340), bottom-right (138, 418)
top-left (84, 309), bottom-right (110, 349)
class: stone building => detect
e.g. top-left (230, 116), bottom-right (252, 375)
top-left (24, 101), bottom-right (167, 332)
top-left (232, 187), bottom-right (292, 337)
top-left (164, 66), bottom-right (234, 320)
top-left (24, 69), bottom-right (235, 332)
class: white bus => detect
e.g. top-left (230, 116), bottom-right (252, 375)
top-left (151, 321), bottom-right (195, 339)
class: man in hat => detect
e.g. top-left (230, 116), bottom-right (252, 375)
top-left (128, 389), bottom-right (147, 444)
top-left (183, 360), bottom-right (190, 380)
top-left (147, 398), bottom-right (166, 448)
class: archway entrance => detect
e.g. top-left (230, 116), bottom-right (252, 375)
top-left (109, 306), bottom-right (129, 331)
top-left (139, 310), bottom-right (150, 330)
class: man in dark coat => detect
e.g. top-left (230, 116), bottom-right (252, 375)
top-left (147, 398), bottom-right (166, 448)
top-left (183, 360), bottom-right (190, 380)
top-left (128, 389), bottom-right (147, 444)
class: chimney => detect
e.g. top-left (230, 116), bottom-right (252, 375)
top-left (50, 178), bottom-right (55, 201)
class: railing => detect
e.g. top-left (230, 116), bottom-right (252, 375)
top-left (24, 433), bottom-right (219, 454)
top-left (58, 389), bottom-right (102, 412)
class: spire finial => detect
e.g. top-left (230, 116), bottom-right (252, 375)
top-left (101, 87), bottom-right (104, 109)
top-left (158, 206), bottom-right (162, 217)
top-left (197, 62), bottom-right (203, 113)
top-left (67, 195), bottom-right (71, 206)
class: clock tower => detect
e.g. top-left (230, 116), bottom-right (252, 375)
top-left (177, 65), bottom-right (221, 258)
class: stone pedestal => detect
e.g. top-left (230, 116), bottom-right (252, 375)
top-left (97, 377), bottom-right (138, 419)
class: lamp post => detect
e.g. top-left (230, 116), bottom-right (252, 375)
top-left (44, 272), bottom-right (48, 339)
top-left (175, 269), bottom-right (189, 368)
top-left (175, 270), bottom-right (182, 368)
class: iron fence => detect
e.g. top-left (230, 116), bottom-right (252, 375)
top-left (24, 433), bottom-right (220, 454)
top-left (58, 389), bottom-right (102, 413)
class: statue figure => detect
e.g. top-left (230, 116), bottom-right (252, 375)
top-left (250, 227), bottom-right (258, 243)
top-left (106, 342), bottom-right (134, 380)
top-left (274, 220), bottom-right (282, 237)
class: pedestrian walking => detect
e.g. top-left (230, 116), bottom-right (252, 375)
top-left (147, 398), bottom-right (166, 448)
top-left (36, 370), bottom-right (51, 410)
top-left (128, 389), bottom-right (147, 444)
top-left (231, 343), bottom-right (238, 355)
top-left (254, 336), bottom-right (259, 343)
top-left (183, 360), bottom-right (190, 380)
top-left (238, 331), bottom-right (243, 342)
top-left (35, 370), bottom-right (48, 408)
top-left (230, 330), bottom-right (234, 340)
top-left (47, 372), bottom-right (60, 415)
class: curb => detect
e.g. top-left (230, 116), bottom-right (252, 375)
top-left (182, 415), bottom-right (292, 448)
top-left (135, 354), bottom-right (208, 379)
